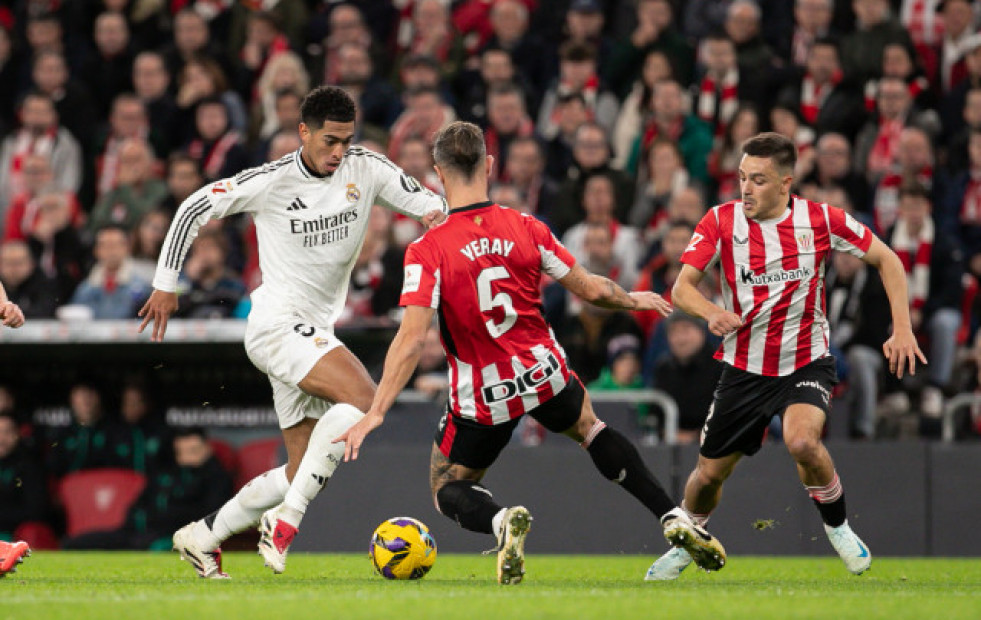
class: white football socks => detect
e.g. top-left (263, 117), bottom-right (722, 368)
top-left (280, 403), bottom-right (365, 527)
top-left (206, 464), bottom-right (290, 545)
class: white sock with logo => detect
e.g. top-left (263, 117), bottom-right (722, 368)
top-left (280, 404), bottom-right (365, 527)
top-left (207, 465), bottom-right (289, 545)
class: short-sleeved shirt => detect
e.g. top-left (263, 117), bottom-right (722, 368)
top-left (400, 201), bottom-right (577, 425)
top-left (681, 195), bottom-right (873, 376)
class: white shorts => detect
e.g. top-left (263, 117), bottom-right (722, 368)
top-left (245, 314), bottom-right (344, 429)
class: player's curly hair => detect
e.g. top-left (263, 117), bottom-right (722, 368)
top-left (433, 121), bottom-right (486, 180)
top-left (300, 86), bottom-right (356, 128)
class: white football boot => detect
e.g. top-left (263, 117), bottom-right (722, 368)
top-left (258, 505), bottom-right (300, 574)
top-left (173, 522), bottom-right (229, 579)
top-left (645, 546), bottom-right (694, 581)
top-left (824, 521), bottom-right (871, 575)
top-left (496, 506), bottom-right (532, 585)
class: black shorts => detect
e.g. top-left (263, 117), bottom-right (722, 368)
top-left (433, 378), bottom-right (585, 469)
top-left (699, 356), bottom-right (838, 459)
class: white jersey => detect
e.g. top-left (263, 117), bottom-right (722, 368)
top-left (153, 146), bottom-right (447, 326)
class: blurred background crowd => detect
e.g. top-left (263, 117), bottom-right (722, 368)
top-left (3, 0), bottom-right (981, 548)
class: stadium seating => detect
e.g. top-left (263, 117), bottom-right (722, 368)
top-left (234, 437), bottom-right (285, 490)
top-left (57, 469), bottom-right (146, 537)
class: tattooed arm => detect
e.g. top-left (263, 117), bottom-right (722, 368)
top-left (557, 263), bottom-right (672, 314)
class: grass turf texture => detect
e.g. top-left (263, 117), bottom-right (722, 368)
top-left (2, 553), bottom-right (979, 620)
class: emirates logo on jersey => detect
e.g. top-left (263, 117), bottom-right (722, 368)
top-left (738, 264), bottom-right (813, 286)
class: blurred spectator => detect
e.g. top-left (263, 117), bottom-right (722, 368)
top-left (92, 94), bottom-right (162, 201)
top-left (786, 0), bottom-right (835, 67)
top-left (609, 0), bottom-right (694, 97)
top-left (505, 136), bottom-right (557, 222)
top-left (865, 42), bottom-right (934, 114)
top-left (457, 45), bottom-right (531, 128)
top-left (553, 122), bottom-right (637, 235)
top-left (871, 127), bottom-right (935, 234)
top-left (941, 127), bottom-right (981, 277)
top-left (632, 138), bottom-right (694, 239)
top-left (543, 92), bottom-right (589, 184)
top-left (266, 130), bottom-right (302, 162)
top-left (708, 106), bottom-right (759, 205)
top-left (554, 225), bottom-right (645, 384)
top-left (175, 56), bottom-right (248, 142)
top-left (316, 3), bottom-right (385, 88)
top-left (777, 37), bottom-right (868, 142)
top-left (396, 136), bottom-right (442, 194)
top-left (840, 0), bottom-right (914, 84)
top-left (395, 0), bottom-right (466, 83)
top-left (62, 427), bottom-right (232, 550)
top-left (89, 139), bottom-right (168, 234)
top-left (0, 411), bottom-right (49, 543)
top-left (132, 51), bottom-right (179, 154)
top-left (855, 75), bottom-right (940, 184)
top-left (175, 229), bottom-right (245, 319)
top-left (2, 154), bottom-right (82, 242)
top-left (650, 313), bottom-right (721, 443)
top-left (31, 50), bottom-right (97, 149)
top-left (113, 381), bottom-right (169, 475)
top-left (79, 11), bottom-right (134, 119)
top-left (612, 49), bottom-right (673, 171)
top-left (588, 335), bottom-right (649, 424)
top-left (333, 42), bottom-right (400, 131)
top-left (629, 79), bottom-right (713, 184)
top-left (397, 53), bottom-right (456, 106)
top-left (345, 206), bottom-right (404, 321)
top-left (484, 83), bottom-right (535, 183)
top-left (665, 186), bottom-right (709, 230)
top-left (682, 0), bottom-right (732, 42)
top-left (410, 326), bottom-right (449, 396)
top-left (251, 89), bottom-right (301, 165)
top-left (45, 381), bottom-right (122, 477)
top-left (161, 8), bottom-right (236, 93)
top-left (130, 208), bottom-right (171, 274)
top-left (900, 0), bottom-right (945, 52)
top-left (693, 33), bottom-right (764, 139)
top-left (932, 0), bottom-right (977, 94)
top-left (25, 190), bottom-right (87, 305)
top-left (769, 103), bottom-right (816, 179)
top-left (940, 37), bottom-right (981, 150)
top-left (562, 176), bottom-right (644, 290)
top-left (945, 86), bottom-right (981, 172)
top-left (252, 51), bottom-right (308, 143)
top-left (0, 26), bottom-right (21, 131)
top-left (725, 0), bottom-right (779, 74)
top-left (563, 0), bottom-right (615, 79)
top-left (161, 153), bottom-right (204, 214)
top-left (483, 0), bottom-right (550, 92)
top-left (802, 132), bottom-right (870, 211)
top-left (70, 224), bottom-right (151, 320)
top-left (233, 9), bottom-right (292, 86)
top-left (0, 92), bottom-right (82, 212)
top-left (537, 41), bottom-right (619, 141)
top-left (187, 96), bottom-right (249, 182)
top-left (826, 250), bottom-right (892, 439)
top-left (0, 240), bottom-right (59, 318)
top-left (633, 220), bottom-right (694, 339)
top-left (387, 86), bottom-right (456, 161)
top-left (885, 181), bottom-right (964, 430)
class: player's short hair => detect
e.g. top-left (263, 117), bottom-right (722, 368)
top-left (742, 132), bottom-right (797, 175)
top-left (433, 121), bottom-right (486, 181)
top-left (300, 85), bottom-right (356, 128)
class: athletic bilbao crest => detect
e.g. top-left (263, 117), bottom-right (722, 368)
top-left (797, 233), bottom-right (812, 249)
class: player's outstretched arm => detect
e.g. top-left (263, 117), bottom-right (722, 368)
top-left (0, 283), bottom-right (24, 328)
top-left (334, 304), bottom-right (437, 461)
top-left (672, 264), bottom-right (743, 336)
top-left (557, 263), bottom-right (673, 314)
top-left (137, 290), bottom-right (179, 342)
top-left (862, 236), bottom-right (928, 378)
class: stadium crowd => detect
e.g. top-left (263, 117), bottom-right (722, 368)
top-left (3, 0), bottom-right (981, 548)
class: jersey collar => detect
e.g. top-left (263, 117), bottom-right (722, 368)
top-left (451, 200), bottom-right (495, 214)
top-left (296, 148), bottom-right (330, 179)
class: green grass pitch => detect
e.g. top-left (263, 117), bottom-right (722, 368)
top-left (2, 552), bottom-right (980, 620)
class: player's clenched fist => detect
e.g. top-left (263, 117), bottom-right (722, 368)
top-left (707, 310), bottom-right (743, 337)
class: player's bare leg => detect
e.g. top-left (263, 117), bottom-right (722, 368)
top-left (259, 347), bottom-right (374, 573)
top-left (784, 404), bottom-right (870, 575)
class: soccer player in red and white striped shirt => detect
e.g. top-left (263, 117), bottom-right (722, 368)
top-left (337, 121), bottom-right (728, 585)
top-left (646, 133), bottom-right (927, 580)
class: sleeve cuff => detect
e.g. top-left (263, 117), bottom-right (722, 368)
top-left (152, 270), bottom-right (180, 292)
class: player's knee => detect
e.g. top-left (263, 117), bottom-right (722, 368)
top-left (784, 434), bottom-right (821, 463)
top-left (693, 463), bottom-right (727, 489)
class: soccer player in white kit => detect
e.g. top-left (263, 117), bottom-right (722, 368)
top-left (138, 86), bottom-right (447, 577)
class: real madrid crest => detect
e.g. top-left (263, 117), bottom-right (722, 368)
top-left (346, 183), bottom-right (361, 203)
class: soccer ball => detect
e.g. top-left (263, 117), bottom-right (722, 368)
top-left (369, 516), bottom-right (437, 580)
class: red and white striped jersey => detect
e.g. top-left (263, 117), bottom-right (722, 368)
top-left (400, 201), bottom-right (576, 425)
top-left (682, 195), bottom-right (874, 376)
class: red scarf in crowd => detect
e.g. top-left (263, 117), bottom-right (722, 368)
top-left (7, 128), bottom-right (57, 199)
top-left (800, 70), bottom-right (841, 125)
top-left (904, 0), bottom-right (945, 47)
top-left (188, 131), bottom-right (241, 180)
top-left (864, 76), bottom-right (929, 112)
top-left (892, 215), bottom-right (934, 311)
top-left (698, 68), bottom-right (739, 137)
top-left (550, 74), bottom-right (600, 127)
top-left (873, 167), bottom-right (932, 234)
top-left (866, 118), bottom-right (904, 179)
